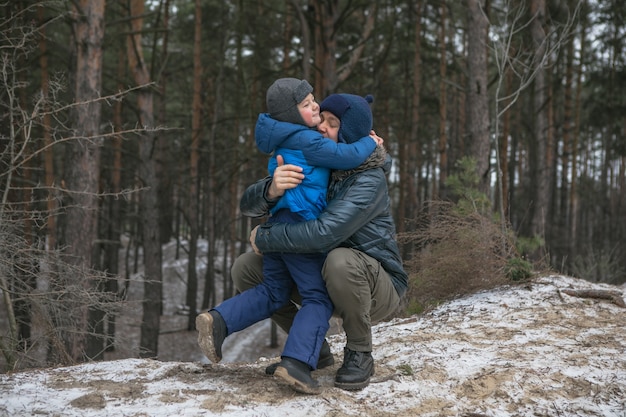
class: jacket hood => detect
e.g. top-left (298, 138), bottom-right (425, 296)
top-left (255, 113), bottom-right (312, 154)
top-left (331, 146), bottom-right (389, 182)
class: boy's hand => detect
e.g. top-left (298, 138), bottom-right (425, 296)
top-left (267, 155), bottom-right (305, 199)
top-left (370, 130), bottom-right (384, 146)
top-left (249, 225), bottom-right (261, 255)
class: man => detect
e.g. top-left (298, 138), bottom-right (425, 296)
top-left (196, 80), bottom-right (381, 395)
top-left (233, 93), bottom-right (408, 391)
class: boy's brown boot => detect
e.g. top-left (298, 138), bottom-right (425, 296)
top-left (274, 357), bottom-right (321, 395)
top-left (196, 310), bottom-right (227, 363)
top-left (265, 339), bottom-right (334, 375)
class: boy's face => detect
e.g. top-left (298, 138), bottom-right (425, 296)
top-left (318, 111), bottom-right (340, 143)
top-left (297, 93), bottom-right (321, 128)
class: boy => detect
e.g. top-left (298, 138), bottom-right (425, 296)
top-left (196, 78), bottom-right (379, 394)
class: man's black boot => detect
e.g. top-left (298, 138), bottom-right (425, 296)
top-left (265, 339), bottom-right (334, 375)
top-left (274, 357), bottom-right (321, 395)
top-left (196, 310), bottom-right (227, 363)
top-left (334, 348), bottom-right (374, 390)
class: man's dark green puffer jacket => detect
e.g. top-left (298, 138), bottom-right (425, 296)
top-left (240, 147), bottom-right (408, 297)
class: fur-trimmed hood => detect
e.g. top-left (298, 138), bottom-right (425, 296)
top-left (331, 145), bottom-right (389, 182)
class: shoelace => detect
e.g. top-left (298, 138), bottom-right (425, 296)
top-left (343, 350), bottom-right (363, 366)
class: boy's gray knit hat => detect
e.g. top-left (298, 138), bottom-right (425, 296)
top-left (266, 78), bottom-right (313, 125)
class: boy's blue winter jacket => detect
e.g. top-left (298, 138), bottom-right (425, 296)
top-left (255, 113), bottom-right (376, 221)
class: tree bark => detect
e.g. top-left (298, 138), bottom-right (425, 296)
top-left (102, 32), bottom-right (127, 353)
top-left (528, 0), bottom-right (550, 239)
top-left (408, 0), bottom-right (422, 215)
top-left (126, 0), bottom-right (163, 358)
top-left (38, 5), bottom-right (56, 252)
top-left (570, 17), bottom-right (585, 252)
top-left (465, 0), bottom-right (490, 192)
top-left (499, 67), bottom-right (512, 218)
top-left (156, 0), bottom-right (174, 244)
top-left (62, 0), bottom-right (105, 362)
top-left (186, 0), bottom-right (202, 330)
top-left (559, 34), bottom-right (574, 261)
top-left (437, 3), bottom-right (448, 198)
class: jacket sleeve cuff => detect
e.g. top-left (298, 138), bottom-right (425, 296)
top-left (262, 180), bottom-right (281, 205)
top-left (240, 177), bottom-right (277, 218)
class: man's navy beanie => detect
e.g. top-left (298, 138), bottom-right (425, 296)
top-left (320, 93), bottom-right (374, 143)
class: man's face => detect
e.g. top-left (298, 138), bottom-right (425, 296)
top-left (318, 111), bottom-right (340, 143)
top-left (297, 93), bottom-right (321, 127)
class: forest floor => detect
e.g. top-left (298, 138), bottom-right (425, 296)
top-left (1, 274), bottom-right (625, 417)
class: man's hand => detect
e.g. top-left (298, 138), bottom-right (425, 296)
top-left (267, 155), bottom-right (305, 200)
top-left (249, 225), bottom-right (261, 255)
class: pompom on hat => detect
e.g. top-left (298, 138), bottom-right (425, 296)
top-left (266, 78), bottom-right (313, 125)
top-left (320, 94), bottom-right (374, 143)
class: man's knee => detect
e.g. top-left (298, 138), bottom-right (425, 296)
top-left (231, 251), bottom-right (264, 292)
top-left (323, 248), bottom-right (367, 297)
top-left (323, 248), bottom-right (353, 277)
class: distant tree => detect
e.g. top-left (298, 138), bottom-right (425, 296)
top-left (437, 2), bottom-right (449, 198)
top-left (527, 0), bottom-right (550, 241)
top-left (125, 0), bottom-right (163, 358)
top-left (186, 0), bottom-right (202, 331)
top-left (465, 0), bottom-right (490, 193)
top-left (61, 0), bottom-right (106, 362)
top-left (397, 0), bottom-right (423, 234)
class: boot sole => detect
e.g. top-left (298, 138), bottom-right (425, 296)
top-left (334, 367), bottom-right (375, 391)
top-left (196, 313), bottom-right (220, 363)
top-left (266, 354), bottom-right (334, 375)
top-left (334, 377), bottom-right (371, 391)
top-left (275, 366), bottom-right (322, 395)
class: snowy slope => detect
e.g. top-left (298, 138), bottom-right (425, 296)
top-left (1, 275), bottom-right (624, 417)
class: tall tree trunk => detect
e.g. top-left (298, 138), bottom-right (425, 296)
top-left (451, 56), bottom-right (467, 177)
top-left (313, 1), bottom-right (338, 96)
top-left (499, 67), bottom-right (512, 219)
top-left (186, 0), bottom-right (202, 330)
top-left (545, 60), bottom-right (556, 249)
top-left (38, 5), bottom-right (56, 252)
top-left (559, 34), bottom-right (574, 263)
top-left (398, 0), bottom-right (422, 235)
top-left (210, 71), bottom-right (223, 304)
top-left (528, 0), bottom-right (550, 239)
top-left (437, 2), bottom-right (448, 199)
top-left (62, 0), bottom-right (105, 362)
top-left (156, 0), bottom-right (173, 244)
top-left (103, 38), bottom-right (126, 352)
top-left (283, 1), bottom-right (292, 71)
top-left (409, 0), bottom-right (422, 214)
top-left (202, 6), bottom-right (228, 308)
top-left (465, 0), bottom-right (490, 192)
top-left (509, 106), bottom-right (520, 226)
top-left (570, 4), bottom-right (586, 255)
top-left (126, 0), bottom-right (163, 358)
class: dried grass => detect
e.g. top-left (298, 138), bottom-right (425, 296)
top-left (399, 200), bottom-right (521, 314)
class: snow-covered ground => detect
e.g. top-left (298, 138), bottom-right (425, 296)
top-left (1, 275), bottom-right (624, 417)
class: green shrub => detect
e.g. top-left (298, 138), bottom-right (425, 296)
top-left (505, 257), bottom-right (534, 281)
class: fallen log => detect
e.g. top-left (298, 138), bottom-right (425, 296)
top-left (560, 289), bottom-right (626, 308)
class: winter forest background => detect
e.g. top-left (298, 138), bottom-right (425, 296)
top-left (1, 0), bottom-right (625, 370)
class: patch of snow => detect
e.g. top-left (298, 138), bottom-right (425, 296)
top-left (1, 275), bottom-right (625, 417)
